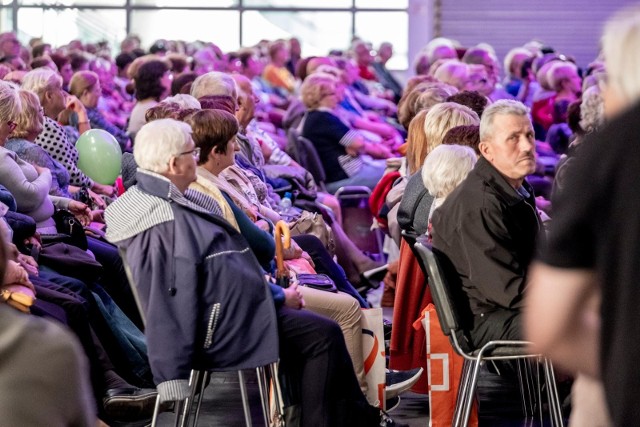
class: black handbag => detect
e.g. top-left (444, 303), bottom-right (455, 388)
top-left (296, 274), bottom-right (338, 293)
top-left (52, 209), bottom-right (88, 250)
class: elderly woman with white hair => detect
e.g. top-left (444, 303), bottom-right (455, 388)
top-left (21, 67), bottom-right (115, 196)
top-left (421, 144), bottom-right (477, 238)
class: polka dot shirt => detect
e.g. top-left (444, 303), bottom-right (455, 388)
top-left (35, 116), bottom-right (93, 188)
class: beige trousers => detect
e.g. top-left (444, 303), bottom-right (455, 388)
top-left (299, 286), bottom-right (368, 396)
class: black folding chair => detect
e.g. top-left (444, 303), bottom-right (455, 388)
top-left (412, 236), bottom-right (564, 427)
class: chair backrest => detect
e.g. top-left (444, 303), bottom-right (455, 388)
top-left (401, 229), bottom-right (428, 275)
top-left (285, 127), bottom-right (302, 164)
top-left (286, 127), bottom-right (328, 192)
top-left (413, 236), bottom-right (473, 338)
top-left (118, 247), bottom-right (147, 328)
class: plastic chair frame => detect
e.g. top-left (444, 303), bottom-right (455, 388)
top-left (412, 237), bottom-right (564, 427)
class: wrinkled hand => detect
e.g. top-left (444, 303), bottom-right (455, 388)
top-left (282, 239), bottom-right (303, 260)
top-left (17, 253), bottom-right (39, 277)
top-left (255, 219), bottom-right (270, 232)
top-left (300, 251), bottom-right (315, 268)
top-left (368, 143), bottom-right (393, 159)
top-left (2, 260), bottom-right (34, 291)
top-left (92, 182), bottom-right (116, 197)
top-left (91, 209), bottom-right (105, 223)
top-left (65, 94), bottom-right (87, 116)
top-left (68, 200), bottom-right (91, 226)
top-left (283, 283), bottom-right (305, 309)
top-left (87, 188), bottom-right (106, 209)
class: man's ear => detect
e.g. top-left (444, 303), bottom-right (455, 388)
top-left (479, 140), bottom-right (492, 160)
top-left (167, 155), bottom-right (179, 175)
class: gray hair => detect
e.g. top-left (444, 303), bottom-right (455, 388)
top-left (134, 119), bottom-right (192, 174)
top-left (0, 81), bottom-right (22, 123)
top-left (190, 71), bottom-right (237, 101)
top-left (580, 85), bottom-right (605, 134)
top-left (480, 99), bottom-right (530, 142)
top-left (21, 68), bottom-right (63, 105)
top-left (547, 62), bottom-right (578, 92)
top-left (422, 144), bottom-right (477, 199)
top-left (163, 94), bottom-right (201, 110)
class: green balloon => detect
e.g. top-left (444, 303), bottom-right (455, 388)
top-left (75, 129), bottom-right (122, 185)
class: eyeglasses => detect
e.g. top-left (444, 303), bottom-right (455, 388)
top-left (178, 147), bottom-right (201, 159)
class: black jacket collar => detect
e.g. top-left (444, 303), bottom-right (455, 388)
top-left (474, 157), bottom-right (535, 207)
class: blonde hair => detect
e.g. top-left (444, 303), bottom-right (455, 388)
top-left (300, 73), bottom-right (338, 110)
top-left (13, 89), bottom-right (43, 139)
top-left (0, 81), bottom-right (22, 124)
top-left (69, 70), bottom-right (99, 98)
top-left (424, 102), bottom-right (479, 156)
top-left (21, 68), bottom-right (63, 105)
top-left (405, 110), bottom-right (430, 175)
top-left (602, 5), bottom-right (640, 106)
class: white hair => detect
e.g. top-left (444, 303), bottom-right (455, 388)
top-left (422, 144), bottom-right (477, 199)
top-left (503, 47), bottom-right (531, 77)
top-left (163, 94), bottom-right (201, 110)
top-left (0, 80), bottom-right (22, 123)
top-left (134, 119), bottom-right (192, 174)
top-left (424, 37), bottom-right (457, 63)
top-left (190, 71), bottom-right (237, 101)
top-left (547, 62), bottom-right (578, 92)
top-left (433, 60), bottom-right (469, 90)
top-left (602, 4), bottom-right (640, 106)
top-left (480, 99), bottom-right (530, 142)
top-left (21, 68), bottom-right (63, 104)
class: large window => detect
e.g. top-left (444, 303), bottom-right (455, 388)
top-left (0, 0), bottom-right (408, 69)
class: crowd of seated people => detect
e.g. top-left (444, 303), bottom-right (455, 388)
top-left (0, 18), bottom-right (620, 426)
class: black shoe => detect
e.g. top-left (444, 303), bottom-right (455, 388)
top-left (385, 395), bottom-right (401, 412)
top-left (362, 263), bottom-right (389, 283)
top-left (383, 319), bottom-right (392, 341)
top-left (379, 408), bottom-right (408, 427)
top-left (103, 387), bottom-right (158, 420)
top-left (385, 367), bottom-right (423, 398)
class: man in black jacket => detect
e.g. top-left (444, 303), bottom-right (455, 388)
top-left (431, 100), bottom-right (540, 348)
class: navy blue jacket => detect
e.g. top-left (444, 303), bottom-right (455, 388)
top-left (105, 170), bottom-right (279, 402)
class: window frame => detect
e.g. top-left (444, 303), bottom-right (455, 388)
top-left (0, 0), bottom-right (408, 69)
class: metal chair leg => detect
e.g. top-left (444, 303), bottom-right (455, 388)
top-left (150, 393), bottom-right (162, 427)
top-left (173, 400), bottom-right (184, 427)
top-left (256, 367), bottom-right (271, 427)
top-left (453, 359), bottom-right (472, 427)
top-left (269, 363), bottom-right (285, 427)
top-left (192, 371), bottom-right (209, 427)
top-left (180, 370), bottom-right (202, 427)
top-left (461, 358), bottom-right (483, 426)
top-left (535, 359), bottom-right (544, 424)
top-left (516, 359), bottom-right (528, 418)
top-left (238, 370), bottom-right (253, 427)
top-left (544, 359), bottom-right (564, 427)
